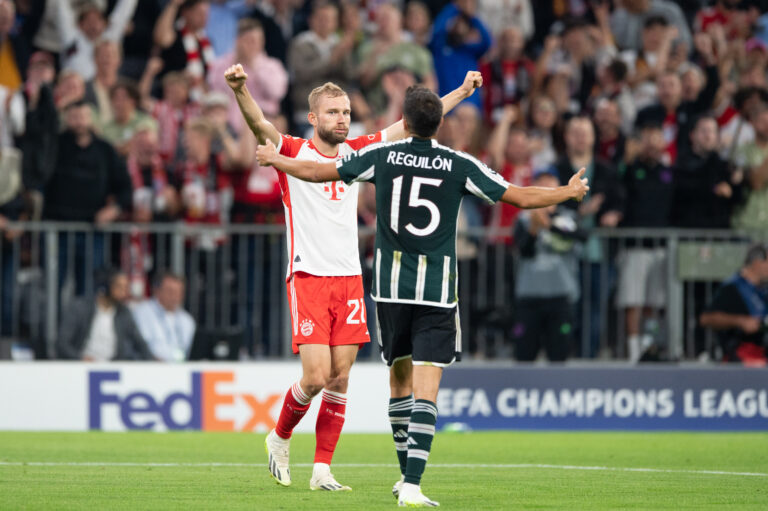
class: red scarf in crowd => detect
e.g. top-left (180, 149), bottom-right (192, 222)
top-left (180, 22), bottom-right (215, 99)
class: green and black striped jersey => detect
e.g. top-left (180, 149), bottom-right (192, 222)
top-left (336, 137), bottom-right (510, 308)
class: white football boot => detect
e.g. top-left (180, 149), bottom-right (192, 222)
top-left (265, 429), bottom-right (291, 486)
top-left (398, 482), bottom-right (440, 507)
top-left (309, 463), bottom-right (352, 491)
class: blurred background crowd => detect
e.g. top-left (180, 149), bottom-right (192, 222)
top-left (1, 0), bottom-right (768, 365)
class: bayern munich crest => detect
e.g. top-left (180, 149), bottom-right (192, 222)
top-left (300, 319), bottom-right (314, 336)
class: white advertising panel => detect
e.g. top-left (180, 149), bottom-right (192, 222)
top-left (0, 362), bottom-right (391, 432)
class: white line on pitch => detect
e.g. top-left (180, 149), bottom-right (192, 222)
top-left (0, 462), bottom-right (765, 477)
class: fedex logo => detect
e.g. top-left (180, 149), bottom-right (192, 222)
top-left (89, 371), bottom-right (281, 431)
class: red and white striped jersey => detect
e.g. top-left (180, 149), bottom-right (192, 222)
top-left (276, 131), bottom-right (386, 279)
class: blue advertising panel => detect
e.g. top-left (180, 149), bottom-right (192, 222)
top-left (436, 366), bottom-right (768, 431)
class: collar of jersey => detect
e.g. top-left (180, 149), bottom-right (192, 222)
top-left (308, 139), bottom-right (339, 159)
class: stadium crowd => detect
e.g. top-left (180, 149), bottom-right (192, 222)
top-left (1, 0), bottom-right (768, 363)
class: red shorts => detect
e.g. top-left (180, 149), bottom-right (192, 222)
top-left (287, 272), bottom-right (371, 354)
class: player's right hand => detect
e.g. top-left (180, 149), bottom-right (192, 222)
top-left (224, 64), bottom-right (247, 91)
top-left (569, 168), bottom-right (590, 202)
top-left (256, 139), bottom-right (278, 166)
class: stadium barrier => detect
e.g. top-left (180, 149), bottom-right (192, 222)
top-left (0, 362), bottom-right (765, 432)
top-left (0, 221), bottom-right (766, 360)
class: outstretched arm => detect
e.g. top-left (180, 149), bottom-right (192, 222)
top-left (501, 168), bottom-right (589, 209)
top-left (383, 71), bottom-right (483, 141)
top-left (256, 139), bottom-right (340, 182)
top-left (224, 64), bottom-right (281, 145)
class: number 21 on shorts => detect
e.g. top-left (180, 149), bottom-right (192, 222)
top-left (346, 299), bottom-right (367, 324)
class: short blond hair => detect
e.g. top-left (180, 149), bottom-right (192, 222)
top-left (308, 82), bottom-right (347, 112)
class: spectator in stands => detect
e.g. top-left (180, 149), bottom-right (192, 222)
top-left (56, 269), bottom-right (154, 361)
top-left (593, 98), bottom-right (626, 167)
top-left (45, 101), bottom-right (132, 224)
top-left (480, 26), bottom-right (534, 123)
top-left (732, 105), bottom-right (768, 230)
top-left (44, 101), bottom-right (132, 294)
top-left (126, 120), bottom-right (180, 224)
top-left (154, 0), bottom-right (214, 100)
top-left (131, 272), bottom-right (196, 362)
top-left (375, 66), bottom-right (418, 131)
top-left (404, 1), bottom-right (433, 48)
top-left (58, 0), bottom-right (138, 81)
top-left (178, 117), bottom-right (237, 248)
top-left (555, 115), bottom-right (622, 357)
top-left (486, 106), bottom-right (532, 243)
top-left (122, 120), bottom-right (180, 299)
top-left (0, 0), bottom-right (31, 90)
top-left (555, 116), bottom-right (623, 226)
top-left (610, 0), bottom-right (692, 52)
top-left (622, 17), bottom-right (676, 110)
top-left (430, 0), bottom-right (492, 112)
top-left (700, 243), bottom-right (768, 366)
top-left (0, 136), bottom-right (23, 336)
top-left (593, 59), bottom-right (636, 135)
top-left (671, 114), bottom-right (739, 228)
top-left (98, 79), bottom-right (153, 156)
top-left (85, 39), bottom-right (122, 125)
top-left (140, 67), bottom-right (200, 167)
top-left (478, 0), bottom-right (533, 41)
top-left (444, 102), bottom-right (484, 156)
top-left (288, 1), bottom-right (354, 130)
top-left (207, 18), bottom-right (288, 134)
top-left (20, 52), bottom-right (58, 194)
top-left (512, 169), bottom-right (583, 362)
top-left (634, 32), bottom-right (719, 165)
top-left (527, 95), bottom-right (558, 170)
top-left (719, 87), bottom-right (768, 165)
top-left (357, 4), bottom-right (436, 115)
top-left (616, 121), bottom-right (673, 361)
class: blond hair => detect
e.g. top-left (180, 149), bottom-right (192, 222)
top-left (307, 82), bottom-right (347, 113)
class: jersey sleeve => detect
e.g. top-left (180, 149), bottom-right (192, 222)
top-left (276, 134), bottom-right (304, 158)
top-left (345, 130), bottom-right (386, 151)
top-left (336, 144), bottom-right (382, 184)
top-left (461, 154), bottom-right (510, 204)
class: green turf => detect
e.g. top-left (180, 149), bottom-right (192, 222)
top-left (1, 431), bottom-right (767, 510)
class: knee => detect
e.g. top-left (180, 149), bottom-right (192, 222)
top-left (302, 372), bottom-right (330, 397)
top-left (325, 374), bottom-right (349, 393)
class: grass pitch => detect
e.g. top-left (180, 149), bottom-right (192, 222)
top-left (1, 431), bottom-right (767, 510)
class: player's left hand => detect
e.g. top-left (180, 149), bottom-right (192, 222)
top-left (460, 71), bottom-right (483, 97)
top-left (256, 139), bottom-right (278, 166)
top-left (569, 168), bottom-right (590, 202)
